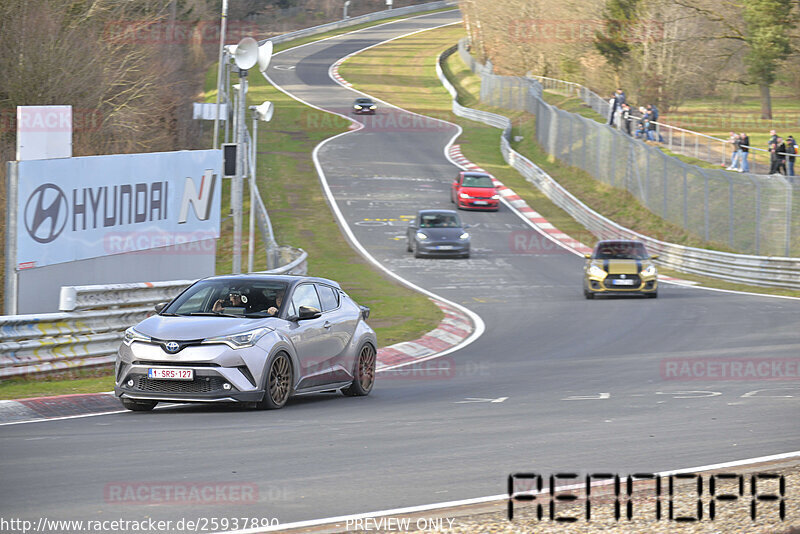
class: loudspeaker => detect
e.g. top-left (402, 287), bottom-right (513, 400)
top-left (258, 41), bottom-right (273, 75)
top-left (234, 37), bottom-right (258, 70)
top-left (254, 101), bottom-right (274, 122)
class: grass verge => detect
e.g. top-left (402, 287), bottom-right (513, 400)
top-left (338, 25), bottom-right (800, 299)
top-left (0, 10), bottom-right (454, 401)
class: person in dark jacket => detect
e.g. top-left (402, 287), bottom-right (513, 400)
top-left (786, 135), bottom-right (797, 177)
top-left (608, 89), bottom-right (625, 125)
top-left (776, 138), bottom-right (787, 175)
top-left (768, 130), bottom-right (780, 174)
top-left (739, 132), bottom-right (750, 173)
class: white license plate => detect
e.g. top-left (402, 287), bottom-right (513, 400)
top-left (436, 245), bottom-right (454, 250)
top-left (148, 368), bottom-right (194, 380)
top-left (473, 201), bottom-right (488, 205)
top-left (612, 279), bottom-right (636, 286)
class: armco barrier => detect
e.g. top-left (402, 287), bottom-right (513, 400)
top-left (438, 45), bottom-right (800, 289)
top-left (0, 249), bottom-right (306, 378)
top-left (265, 1), bottom-right (457, 46)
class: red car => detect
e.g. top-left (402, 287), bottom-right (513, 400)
top-left (451, 172), bottom-right (500, 211)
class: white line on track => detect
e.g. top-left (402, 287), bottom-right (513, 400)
top-left (264, 18), bottom-right (486, 374)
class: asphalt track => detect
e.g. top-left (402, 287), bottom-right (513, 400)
top-left (1, 10), bottom-right (799, 531)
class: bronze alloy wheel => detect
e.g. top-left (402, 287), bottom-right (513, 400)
top-left (344, 344), bottom-right (376, 397)
top-left (358, 344), bottom-right (376, 391)
top-left (268, 353), bottom-right (292, 407)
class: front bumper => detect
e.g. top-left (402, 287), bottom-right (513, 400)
top-left (585, 274), bottom-right (658, 295)
top-left (457, 198), bottom-right (499, 210)
top-left (353, 108), bottom-right (375, 115)
top-left (115, 344), bottom-right (266, 404)
top-left (415, 241), bottom-right (470, 256)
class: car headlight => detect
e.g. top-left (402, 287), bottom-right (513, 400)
top-left (354, 105), bottom-right (362, 109)
top-left (369, 105), bottom-right (376, 109)
top-left (122, 327), bottom-right (150, 346)
top-left (203, 327), bottom-right (272, 349)
top-left (641, 264), bottom-right (657, 277)
top-left (459, 232), bottom-right (470, 240)
top-left (587, 265), bottom-right (606, 278)
top-left (491, 194), bottom-right (500, 200)
top-left (416, 232), bottom-right (429, 240)
top-left (459, 192), bottom-right (470, 199)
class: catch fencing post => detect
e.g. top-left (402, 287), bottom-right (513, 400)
top-left (4, 161), bottom-right (19, 315)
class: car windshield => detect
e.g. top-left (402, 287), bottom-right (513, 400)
top-left (419, 213), bottom-right (461, 228)
top-left (462, 175), bottom-right (493, 188)
top-left (355, 99), bottom-right (373, 104)
top-left (163, 279), bottom-right (289, 318)
top-left (593, 242), bottom-right (649, 260)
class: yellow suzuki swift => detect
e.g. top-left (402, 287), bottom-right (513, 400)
top-left (583, 240), bottom-right (658, 299)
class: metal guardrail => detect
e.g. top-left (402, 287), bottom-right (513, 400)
top-left (264, 1), bottom-right (457, 46)
top-left (0, 249), bottom-right (307, 378)
top-left (438, 45), bottom-right (800, 290)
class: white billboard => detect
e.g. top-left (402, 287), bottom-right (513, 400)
top-left (15, 150), bottom-right (221, 269)
top-left (16, 106), bottom-right (72, 161)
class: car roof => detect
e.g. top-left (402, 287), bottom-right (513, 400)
top-left (461, 171), bottom-right (491, 177)
top-left (595, 240), bottom-right (645, 247)
top-left (198, 274), bottom-right (341, 290)
top-left (417, 209), bottom-right (459, 216)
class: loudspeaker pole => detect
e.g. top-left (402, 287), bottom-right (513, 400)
top-left (232, 69), bottom-right (247, 274)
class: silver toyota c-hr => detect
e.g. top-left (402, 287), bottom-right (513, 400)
top-left (115, 275), bottom-right (377, 411)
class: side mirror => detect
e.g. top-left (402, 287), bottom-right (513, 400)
top-left (297, 306), bottom-right (322, 320)
top-left (154, 302), bottom-right (168, 313)
top-left (584, 254), bottom-right (592, 259)
top-left (650, 254), bottom-right (659, 260)
top-left (359, 305), bottom-right (370, 320)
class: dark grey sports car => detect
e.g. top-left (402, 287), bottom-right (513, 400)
top-left (406, 209), bottom-right (470, 258)
top-left (352, 97), bottom-right (377, 115)
top-left (115, 275), bottom-right (377, 411)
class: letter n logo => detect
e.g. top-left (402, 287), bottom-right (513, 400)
top-left (178, 170), bottom-right (216, 223)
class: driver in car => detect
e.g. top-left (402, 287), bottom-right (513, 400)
top-left (213, 290), bottom-right (247, 312)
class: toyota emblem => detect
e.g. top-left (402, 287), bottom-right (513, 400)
top-left (24, 183), bottom-right (68, 244)
top-left (165, 341), bottom-right (180, 353)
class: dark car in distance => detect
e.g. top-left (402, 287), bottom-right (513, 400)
top-left (406, 209), bottom-right (470, 259)
top-left (352, 97), bottom-right (377, 115)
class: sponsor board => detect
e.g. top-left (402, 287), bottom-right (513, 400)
top-left (15, 150), bottom-right (221, 269)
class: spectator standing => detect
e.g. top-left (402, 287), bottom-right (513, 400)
top-left (776, 137), bottom-right (787, 175)
top-left (726, 132), bottom-right (740, 170)
top-left (621, 103), bottom-right (633, 136)
top-left (608, 89), bottom-right (625, 125)
top-left (768, 130), bottom-right (779, 174)
top-left (785, 135), bottom-right (796, 177)
top-left (739, 132), bottom-right (750, 173)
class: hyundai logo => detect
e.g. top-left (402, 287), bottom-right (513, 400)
top-left (164, 341), bottom-right (180, 353)
top-left (621, 274), bottom-right (627, 279)
top-left (24, 183), bottom-right (68, 244)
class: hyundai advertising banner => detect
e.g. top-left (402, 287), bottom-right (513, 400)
top-left (16, 150), bottom-right (222, 269)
